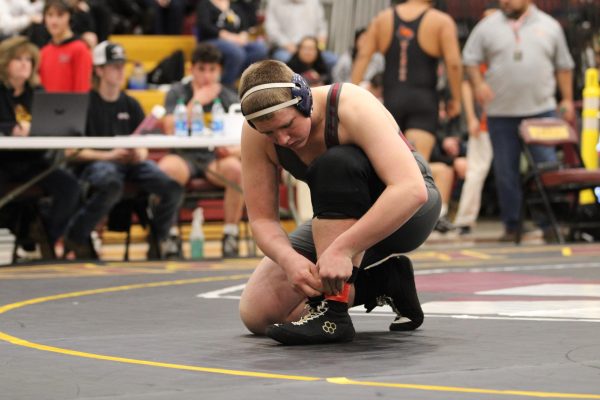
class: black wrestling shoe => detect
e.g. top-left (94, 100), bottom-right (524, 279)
top-left (265, 299), bottom-right (355, 345)
top-left (364, 256), bottom-right (424, 331)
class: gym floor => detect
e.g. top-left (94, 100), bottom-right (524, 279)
top-left (1, 238), bottom-right (599, 399)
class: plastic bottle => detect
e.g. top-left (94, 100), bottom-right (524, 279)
top-left (190, 207), bottom-right (205, 260)
top-left (128, 62), bottom-right (147, 90)
top-left (174, 98), bottom-right (189, 137)
top-left (211, 98), bottom-right (225, 135)
top-left (132, 105), bottom-right (166, 135)
top-left (190, 100), bottom-right (205, 137)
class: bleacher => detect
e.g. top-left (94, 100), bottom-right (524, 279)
top-left (109, 34), bottom-right (196, 115)
top-left (109, 34), bottom-right (196, 83)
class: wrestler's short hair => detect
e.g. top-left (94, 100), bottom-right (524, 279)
top-left (238, 60), bottom-right (295, 123)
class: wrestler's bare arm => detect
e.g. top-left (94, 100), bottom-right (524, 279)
top-left (240, 122), bottom-right (322, 297)
top-left (328, 84), bottom-right (428, 258)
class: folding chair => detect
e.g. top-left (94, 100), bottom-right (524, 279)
top-left (105, 184), bottom-right (158, 261)
top-left (517, 118), bottom-right (600, 243)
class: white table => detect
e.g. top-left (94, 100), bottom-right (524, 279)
top-left (0, 133), bottom-right (243, 209)
top-left (0, 134), bottom-right (241, 150)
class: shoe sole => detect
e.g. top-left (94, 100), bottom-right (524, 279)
top-left (265, 325), bottom-right (355, 345)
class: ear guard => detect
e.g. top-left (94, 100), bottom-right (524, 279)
top-left (241, 73), bottom-right (313, 128)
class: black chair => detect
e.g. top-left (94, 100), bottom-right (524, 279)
top-left (104, 183), bottom-right (159, 261)
top-left (0, 185), bottom-right (55, 263)
top-left (517, 118), bottom-right (600, 243)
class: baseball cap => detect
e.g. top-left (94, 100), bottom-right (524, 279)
top-left (93, 41), bottom-right (127, 66)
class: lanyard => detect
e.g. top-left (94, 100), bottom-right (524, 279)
top-left (508, 7), bottom-right (530, 46)
top-left (508, 7), bottom-right (530, 60)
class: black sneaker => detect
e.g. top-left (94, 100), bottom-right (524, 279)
top-left (265, 299), bottom-right (355, 345)
top-left (458, 225), bottom-right (472, 235)
top-left (222, 234), bottom-right (239, 258)
top-left (364, 256), bottom-right (424, 331)
top-left (64, 236), bottom-right (98, 260)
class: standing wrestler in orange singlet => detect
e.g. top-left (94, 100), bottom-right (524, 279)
top-left (352, 0), bottom-right (462, 162)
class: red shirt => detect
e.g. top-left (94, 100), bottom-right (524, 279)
top-left (39, 37), bottom-right (92, 93)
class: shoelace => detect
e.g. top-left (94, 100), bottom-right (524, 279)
top-left (365, 295), bottom-right (400, 316)
top-left (292, 300), bottom-right (329, 326)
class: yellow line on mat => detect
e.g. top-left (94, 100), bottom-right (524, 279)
top-left (0, 275), bottom-right (250, 314)
top-left (460, 250), bottom-right (494, 260)
top-left (327, 377), bottom-right (600, 399)
top-left (0, 331), bottom-right (319, 381)
top-left (1, 276), bottom-right (600, 398)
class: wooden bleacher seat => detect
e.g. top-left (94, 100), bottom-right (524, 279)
top-left (126, 89), bottom-right (167, 116)
top-left (109, 35), bottom-right (197, 80)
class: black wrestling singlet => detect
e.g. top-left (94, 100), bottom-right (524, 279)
top-left (384, 7), bottom-right (438, 90)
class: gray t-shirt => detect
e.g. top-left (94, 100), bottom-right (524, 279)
top-left (164, 81), bottom-right (239, 114)
top-left (462, 5), bottom-right (574, 117)
top-left (332, 51), bottom-right (385, 83)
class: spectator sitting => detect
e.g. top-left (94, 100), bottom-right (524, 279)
top-left (332, 28), bottom-right (385, 84)
top-left (104, 0), bottom-right (146, 34)
top-left (429, 111), bottom-right (467, 233)
top-left (158, 43), bottom-right (245, 258)
top-left (195, 0), bottom-right (268, 86)
top-left (234, 0), bottom-right (261, 32)
top-left (63, 41), bottom-right (183, 259)
top-left (146, 0), bottom-right (186, 35)
top-left (264, 0), bottom-right (337, 70)
top-left (0, 0), bottom-right (44, 41)
top-left (38, 0), bottom-right (93, 93)
top-left (0, 36), bottom-right (81, 256)
top-left (69, 0), bottom-right (99, 48)
top-left (286, 36), bottom-right (331, 85)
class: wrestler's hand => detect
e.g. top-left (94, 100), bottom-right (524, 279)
top-left (316, 248), bottom-right (353, 296)
top-left (282, 252), bottom-right (323, 298)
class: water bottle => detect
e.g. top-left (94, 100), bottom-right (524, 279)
top-left (211, 98), bottom-right (225, 135)
top-left (173, 98), bottom-right (189, 137)
top-left (190, 100), bottom-right (205, 137)
top-left (128, 62), bottom-right (147, 90)
top-left (190, 207), bottom-right (205, 260)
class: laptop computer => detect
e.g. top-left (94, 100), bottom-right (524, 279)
top-left (29, 92), bottom-right (89, 136)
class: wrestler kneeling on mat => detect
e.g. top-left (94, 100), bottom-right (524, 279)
top-left (238, 60), bottom-right (441, 345)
